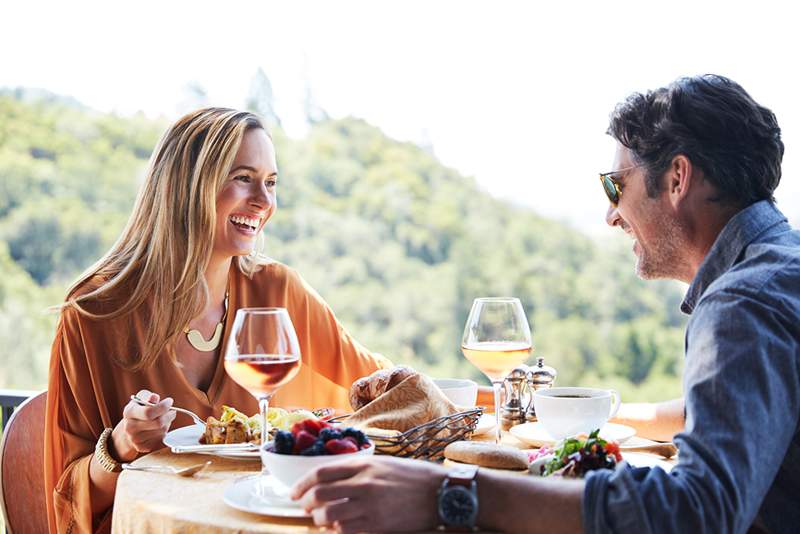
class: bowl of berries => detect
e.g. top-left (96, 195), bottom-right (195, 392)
top-left (262, 418), bottom-right (374, 489)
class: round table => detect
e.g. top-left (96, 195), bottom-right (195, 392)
top-left (111, 430), bottom-right (674, 533)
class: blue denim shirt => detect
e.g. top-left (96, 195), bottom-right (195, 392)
top-left (583, 201), bottom-right (800, 534)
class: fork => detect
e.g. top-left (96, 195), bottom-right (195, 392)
top-left (121, 461), bottom-right (212, 477)
top-left (129, 395), bottom-right (207, 427)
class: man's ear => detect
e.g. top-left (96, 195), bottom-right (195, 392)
top-left (667, 154), bottom-right (693, 208)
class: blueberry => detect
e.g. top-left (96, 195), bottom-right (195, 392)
top-left (342, 428), bottom-right (368, 446)
top-left (274, 430), bottom-right (295, 455)
top-left (319, 428), bottom-right (343, 442)
top-left (300, 440), bottom-right (327, 456)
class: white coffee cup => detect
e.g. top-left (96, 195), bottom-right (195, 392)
top-left (433, 378), bottom-right (478, 408)
top-left (532, 387), bottom-right (621, 440)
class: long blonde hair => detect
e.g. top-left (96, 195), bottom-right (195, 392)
top-left (64, 108), bottom-right (268, 370)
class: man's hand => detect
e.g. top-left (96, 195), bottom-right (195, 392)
top-left (291, 456), bottom-right (446, 533)
top-left (111, 390), bottom-right (176, 462)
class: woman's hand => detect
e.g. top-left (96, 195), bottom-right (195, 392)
top-left (291, 456), bottom-right (446, 533)
top-left (111, 390), bottom-right (176, 462)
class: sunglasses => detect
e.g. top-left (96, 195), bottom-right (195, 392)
top-left (598, 165), bottom-right (641, 206)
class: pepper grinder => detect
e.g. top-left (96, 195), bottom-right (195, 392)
top-left (501, 365), bottom-right (530, 430)
top-left (525, 357), bottom-right (557, 422)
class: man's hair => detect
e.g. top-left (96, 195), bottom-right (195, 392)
top-left (607, 74), bottom-right (784, 206)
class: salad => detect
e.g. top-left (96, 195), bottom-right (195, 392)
top-left (536, 429), bottom-right (622, 478)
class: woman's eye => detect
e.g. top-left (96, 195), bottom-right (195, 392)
top-left (266, 179), bottom-right (277, 188)
top-left (234, 174), bottom-right (251, 182)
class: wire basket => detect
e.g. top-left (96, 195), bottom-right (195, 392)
top-left (365, 407), bottom-right (484, 461)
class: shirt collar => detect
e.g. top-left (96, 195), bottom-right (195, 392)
top-left (681, 200), bottom-right (788, 314)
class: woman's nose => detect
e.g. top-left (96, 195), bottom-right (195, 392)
top-left (250, 181), bottom-right (270, 208)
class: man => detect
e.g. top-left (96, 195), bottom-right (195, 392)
top-left (291, 75), bottom-right (800, 534)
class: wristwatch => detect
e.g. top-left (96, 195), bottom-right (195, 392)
top-left (95, 427), bottom-right (123, 473)
top-left (437, 465), bottom-right (479, 530)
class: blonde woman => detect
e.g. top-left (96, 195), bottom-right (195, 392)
top-left (44, 108), bottom-right (392, 533)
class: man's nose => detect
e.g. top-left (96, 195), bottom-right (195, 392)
top-left (605, 204), bottom-right (621, 227)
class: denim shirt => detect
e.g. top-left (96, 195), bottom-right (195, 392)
top-left (583, 201), bottom-right (800, 534)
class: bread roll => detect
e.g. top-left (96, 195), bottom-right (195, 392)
top-left (349, 366), bottom-right (418, 411)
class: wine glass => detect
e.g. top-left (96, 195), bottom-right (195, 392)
top-left (461, 297), bottom-right (532, 444)
top-left (224, 308), bottom-right (301, 476)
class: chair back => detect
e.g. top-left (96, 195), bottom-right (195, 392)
top-left (0, 391), bottom-right (48, 534)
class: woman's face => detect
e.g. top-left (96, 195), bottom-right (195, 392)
top-left (212, 128), bottom-right (277, 260)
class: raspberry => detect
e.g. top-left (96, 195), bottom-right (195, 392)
top-left (273, 430), bottom-right (294, 455)
top-left (293, 430), bottom-right (317, 453)
top-left (324, 438), bottom-right (359, 455)
top-left (291, 418), bottom-right (331, 437)
top-left (300, 440), bottom-right (328, 456)
top-left (319, 428), bottom-right (343, 442)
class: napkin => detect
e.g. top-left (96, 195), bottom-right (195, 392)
top-left (345, 373), bottom-right (459, 435)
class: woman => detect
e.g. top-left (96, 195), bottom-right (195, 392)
top-left (43, 108), bottom-right (391, 533)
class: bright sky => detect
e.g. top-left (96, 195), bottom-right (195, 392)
top-left (3, 0), bottom-right (799, 235)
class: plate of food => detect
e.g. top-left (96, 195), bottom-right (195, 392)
top-left (528, 429), bottom-right (673, 477)
top-left (163, 405), bottom-right (328, 458)
top-left (510, 421), bottom-right (636, 448)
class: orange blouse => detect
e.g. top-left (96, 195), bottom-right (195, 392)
top-left (44, 261), bottom-right (391, 533)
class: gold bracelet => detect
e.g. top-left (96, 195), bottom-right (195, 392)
top-left (95, 427), bottom-right (122, 473)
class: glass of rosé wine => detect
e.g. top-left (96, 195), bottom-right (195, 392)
top-left (461, 297), bottom-right (532, 444)
top-left (224, 308), bottom-right (301, 467)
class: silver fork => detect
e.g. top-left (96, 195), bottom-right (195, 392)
top-left (129, 395), bottom-right (206, 427)
top-left (121, 461), bottom-right (211, 477)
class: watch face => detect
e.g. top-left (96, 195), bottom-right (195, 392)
top-left (439, 485), bottom-right (478, 526)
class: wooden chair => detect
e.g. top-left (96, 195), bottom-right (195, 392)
top-left (0, 391), bottom-right (48, 534)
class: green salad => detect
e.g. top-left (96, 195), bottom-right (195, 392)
top-left (540, 429), bottom-right (623, 477)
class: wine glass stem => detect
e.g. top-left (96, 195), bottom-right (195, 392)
top-left (259, 394), bottom-right (271, 476)
top-left (492, 381), bottom-right (503, 444)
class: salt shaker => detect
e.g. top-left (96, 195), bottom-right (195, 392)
top-left (525, 357), bottom-right (557, 422)
top-left (501, 365), bottom-right (530, 430)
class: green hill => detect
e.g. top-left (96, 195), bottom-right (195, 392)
top-left (0, 90), bottom-right (687, 401)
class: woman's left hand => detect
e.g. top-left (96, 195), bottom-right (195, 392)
top-left (291, 456), bottom-right (446, 533)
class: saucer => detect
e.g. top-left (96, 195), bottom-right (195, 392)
top-left (509, 421), bottom-right (636, 447)
top-left (223, 475), bottom-right (310, 518)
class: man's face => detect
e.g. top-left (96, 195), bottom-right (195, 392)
top-left (605, 144), bottom-right (686, 280)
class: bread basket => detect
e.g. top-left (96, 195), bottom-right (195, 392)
top-left (364, 407), bottom-right (483, 461)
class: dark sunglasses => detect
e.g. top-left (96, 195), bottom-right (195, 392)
top-left (598, 165), bottom-right (641, 206)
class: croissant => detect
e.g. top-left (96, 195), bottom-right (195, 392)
top-left (349, 366), bottom-right (417, 411)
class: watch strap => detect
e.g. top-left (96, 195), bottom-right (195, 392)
top-left (95, 427), bottom-right (123, 473)
top-left (444, 465), bottom-right (479, 488)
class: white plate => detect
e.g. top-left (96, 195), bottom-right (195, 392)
top-left (509, 421), bottom-right (636, 447)
top-left (471, 414), bottom-right (497, 437)
top-left (621, 452), bottom-right (674, 472)
top-left (224, 475), bottom-right (310, 518)
top-left (163, 424), bottom-right (260, 459)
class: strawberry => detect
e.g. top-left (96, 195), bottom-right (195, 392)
top-left (293, 430), bottom-right (318, 453)
top-left (324, 438), bottom-right (358, 455)
top-left (343, 436), bottom-right (359, 448)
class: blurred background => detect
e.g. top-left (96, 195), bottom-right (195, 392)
top-left (1, 0), bottom-right (798, 401)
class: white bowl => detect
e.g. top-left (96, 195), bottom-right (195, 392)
top-left (433, 378), bottom-right (478, 408)
top-left (261, 443), bottom-right (375, 489)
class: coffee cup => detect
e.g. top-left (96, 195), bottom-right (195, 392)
top-left (532, 387), bottom-right (621, 440)
top-left (433, 378), bottom-right (478, 408)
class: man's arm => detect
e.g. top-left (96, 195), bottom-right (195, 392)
top-left (291, 456), bottom-right (585, 533)
top-left (611, 398), bottom-right (684, 442)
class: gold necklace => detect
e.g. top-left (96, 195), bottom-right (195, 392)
top-left (184, 292), bottom-right (229, 352)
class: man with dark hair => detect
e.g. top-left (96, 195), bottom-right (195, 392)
top-left (291, 75), bottom-right (800, 534)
